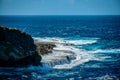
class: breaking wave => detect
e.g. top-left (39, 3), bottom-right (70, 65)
top-left (89, 49), bottom-right (120, 54)
top-left (33, 37), bottom-right (105, 69)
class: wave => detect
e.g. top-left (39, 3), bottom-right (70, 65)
top-left (89, 49), bottom-right (120, 53)
top-left (53, 48), bottom-right (96, 69)
top-left (66, 40), bottom-right (97, 45)
top-left (33, 37), bottom-right (100, 69)
top-left (33, 37), bottom-right (97, 46)
top-left (33, 37), bottom-right (115, 69)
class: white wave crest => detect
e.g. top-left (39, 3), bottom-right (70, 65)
top-left (89, 49), bottom-right (120, 53)
top-left (33, 37), bottom-right (97, 46)
top-left (66, 40), bottom-right (97, 45)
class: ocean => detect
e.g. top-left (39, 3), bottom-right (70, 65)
top-left (0, 15), bottom-right (120, 80)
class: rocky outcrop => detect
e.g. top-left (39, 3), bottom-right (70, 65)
top-left (0, 26), bottom-right (41, 67)
top-left (35, 44), bottom-right (55, 55)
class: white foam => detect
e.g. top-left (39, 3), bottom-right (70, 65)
top-left (33, 37), bottom-right (98, 69)
top-left (33, 37), bottom-right (64, 44)
top-left (66, 40), bottom-right (97, 45)
top-left (33, 37), bottom-right (97, 46)
top-left (53, 48), bottom-right (96, 69)
top-left (89, 49), bottom-right (120, 53)
top-left (41, 46), bottom-right (76, 68)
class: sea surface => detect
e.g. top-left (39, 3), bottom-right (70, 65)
top-left (0, 15), bottom-right (120, 80)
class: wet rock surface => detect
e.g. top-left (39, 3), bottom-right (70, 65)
top-left (35, 44), bottom-right (56, 55)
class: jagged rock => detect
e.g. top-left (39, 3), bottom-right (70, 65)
top-left (0, 26), bottom-right (41, 67)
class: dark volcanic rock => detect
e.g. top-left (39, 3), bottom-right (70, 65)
top-left (0, 26), bottom-right (41, 67)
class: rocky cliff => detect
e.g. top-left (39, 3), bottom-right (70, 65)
top-left (0, 26), bottom-right (41, 67)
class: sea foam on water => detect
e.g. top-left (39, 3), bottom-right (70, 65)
top-left (34, 37), bottom-right (99, 69)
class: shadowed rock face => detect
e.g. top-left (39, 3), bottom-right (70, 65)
top-left (0, 26), bottom-right (41, 67)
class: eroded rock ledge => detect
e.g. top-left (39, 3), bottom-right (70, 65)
top-left (0, 26), bottom-right (42, 67)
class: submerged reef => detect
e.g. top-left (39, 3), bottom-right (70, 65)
top-left (0, 26), bottom-right (54, 67)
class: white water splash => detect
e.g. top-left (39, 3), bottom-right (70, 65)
top-left (33, 37), bottom-right (99, 69)
top-left (53, 48), bottom-right (95, 69)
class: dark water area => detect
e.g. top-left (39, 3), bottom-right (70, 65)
top-left (0, 15), bottom-right (120, 80)
top-left (0, 15), bottom-right (120, 39)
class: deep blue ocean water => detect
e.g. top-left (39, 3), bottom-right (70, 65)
top-left (0, 15), bottom-right (120, 80)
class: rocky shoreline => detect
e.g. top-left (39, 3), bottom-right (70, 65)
top-left (0, 26), bottom-right (77, 68)
top-left (0, 26), bottom-right (55, 67)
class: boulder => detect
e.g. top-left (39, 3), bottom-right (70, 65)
top-left (0, 26), bottom-right (41, 67)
